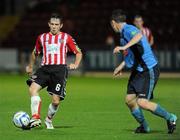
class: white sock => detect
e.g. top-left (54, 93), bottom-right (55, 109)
top-left (47, 103), bottom-right (59, 120)
top-left (31, 96), bottom-right (41, 119)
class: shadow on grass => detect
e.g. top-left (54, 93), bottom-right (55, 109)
top-left (124, 129), bottom-right (163, 134)
top-left (54, 125), bottom-right (75, 129)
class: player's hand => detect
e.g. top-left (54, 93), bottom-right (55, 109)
top-left (68, 63), bottom-right (78, 70)
top-left (113, 46), bottom-right (121, 54)
top-left (113, 62), bottom-right (125, 77)
top-left (113, 46), bottom-right (126, 54)
top-left (113, 67), bottom-right (122, 77)
top-left (26, 65), bottom-right (33, 75)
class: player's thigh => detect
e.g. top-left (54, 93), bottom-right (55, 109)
top-left (128, 66), bottom-right (160, 100)
top-left (127, 70), bottom-right (140, 96)
top-left (47, 66), bottom-right (68, 100)
top-left (138, 66), bottom-right (159, 100)
top-left (126, 93), bottom-right (136, 103)
top-left (28, 66), bottom-right (49, 88)
top-left (128, 70), bottom-right (149, 99)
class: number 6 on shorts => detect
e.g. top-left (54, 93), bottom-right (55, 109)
top-left (55, 84), bottom-right (61, 91)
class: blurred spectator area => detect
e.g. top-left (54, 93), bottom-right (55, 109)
top-left (1, 0), bottom-right (180, 52)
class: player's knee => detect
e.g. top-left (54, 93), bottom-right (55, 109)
top-left (29, 86), bottom-right (38, 96)
top-left (52, 96), bottom-right (60, 106)
top-left (137, 98), bottom-right (149, 109)
top-left (125, 97), bottom-right (131, 106)
top-left (29, 82), bottom-right (41, 96)
top-left (125, 95), bottom-right (135, 104)
top-left (125, 96), bottom-right (135, 108)
top-left (52, 100), bottom-right (60, 106)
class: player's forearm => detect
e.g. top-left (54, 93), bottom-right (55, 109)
top-left (28, 52), bottom-right (36, 68)
top-left (74, 52), bottom-right (82, 68)
top-left (118, 61), bottom-right (125, 70)
top-left (124, 33), bottom-right (143, 49)
top-left (114, 61), bottom-right (125, 76)
top-left (150, 36), bottom-right (154, 46)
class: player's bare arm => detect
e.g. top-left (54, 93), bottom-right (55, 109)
top-left (69, 51), bottom-right (82, 70)
top-left (113, 61), bottom-right (125, 77)
top-left (150, 35), bottom-right (154, 46)
top-left (26, 51), bottom-right (36, 75)
top-left (113, 33), bottom-right (143, 53)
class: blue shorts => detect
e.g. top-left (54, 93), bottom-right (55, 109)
top-left (127, 65), bottom-right (160, 100)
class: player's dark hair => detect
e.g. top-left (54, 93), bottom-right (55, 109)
top-left (111, 9), bottom-right (126, 23)
top-left (134, 15), bottom-right (143, 19)
top-left (50, 13), bottom-right (62, 22)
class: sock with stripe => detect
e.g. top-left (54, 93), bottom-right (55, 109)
top-left (31, 96), bottom-right (41, 119)
top-left (47, 103), bottom-right (59, 120)
top-left (131, 107), bottom-right (149, 130)
top-left (152, 104), bottom-right (171, 120)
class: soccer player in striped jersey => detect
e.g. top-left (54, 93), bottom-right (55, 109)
top-left (110, 9), bottom-right (177, 134)
top-left (133, 15), bottom-right (154, 47)
top-left (26, 13), bottom-right (82, 129)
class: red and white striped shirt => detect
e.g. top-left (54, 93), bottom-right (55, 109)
top-left (34, 32), bottom-right (81, 65)
top-left (141, 27), bottom-right (153, 43)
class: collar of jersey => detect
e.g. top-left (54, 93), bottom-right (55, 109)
top-left (119, 23), bottom-right (127, 33)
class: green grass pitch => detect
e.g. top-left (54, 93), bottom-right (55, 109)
top-left (0, 74), bottom-right (179, 140)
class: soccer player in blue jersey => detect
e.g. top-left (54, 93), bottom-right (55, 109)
top-left (110, 9), bottom-right (177, 134)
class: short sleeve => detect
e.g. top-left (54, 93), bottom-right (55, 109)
top-left (34, 35), bottom-right (42, 56)
top-left (66, 34), bottom-right (81, 54)
top-left (124, 26), bottom-right (140, 40)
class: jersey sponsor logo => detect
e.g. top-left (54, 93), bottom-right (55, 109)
top-left (131, 31), bottom-right (137, 35)
top-left (59, 38), bottom-right (64, 43)
top-left (47, 44), bottom-right (59, 54)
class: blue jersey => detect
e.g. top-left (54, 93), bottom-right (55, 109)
top-left (120, 24), bottom-right (157, 72)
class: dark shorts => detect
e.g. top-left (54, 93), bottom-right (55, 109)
top-left (127, 65), bottom-right (160, 100)
top-left (26, 65), bottom-right (68, 100)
